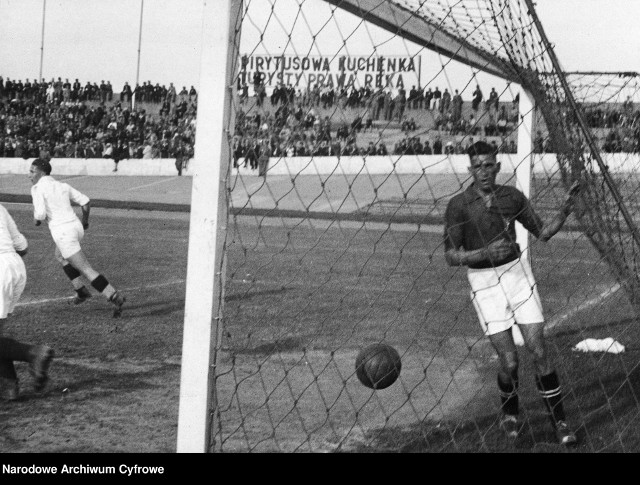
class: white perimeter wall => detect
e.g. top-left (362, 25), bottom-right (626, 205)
top-left (0, 153), bottom-right (638, 177)
top-left (236, 153), bottom-right (640, 176)
top-left (0, 158), bottom-right (194, 176)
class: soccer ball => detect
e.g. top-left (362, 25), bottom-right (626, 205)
top-left (355, 343), bottom-right (402, 390)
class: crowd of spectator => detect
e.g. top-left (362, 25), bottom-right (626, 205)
top-left (532, 97), bottom-right (640, 154)
top-left (241, 77), bottom-right (518, 123)
top-left (0, 76), bottom-right (198, 106)
top-left (0, 75), bottom-right (198, 166)
top-left (582, 97), bottom-right (640, 153)
top-left (236, 76), bottom-right (640, 167)
top-left (2, 73), bottom-right (638, 173)
top-left (233, 106), bottom-right (365, 171)
top-left (233, 78), bottom-right (521, 167)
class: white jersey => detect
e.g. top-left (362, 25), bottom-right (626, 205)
top-left (0, 204), bottom-right (28, 255)
top-left (0, 204), bottom-right (27, 318)
top-left (31, 176), bottom-right (90, 228)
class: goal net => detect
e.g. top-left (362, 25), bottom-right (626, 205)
top-left (188, 0), bottom-right (640, 452)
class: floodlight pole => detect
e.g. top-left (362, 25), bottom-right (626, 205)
top-left (176, 0), bottom-right (240, 453)
top-left (132, 0), bottom-right (144, 110)
top-left (39, 0), bottom-right (46, 81)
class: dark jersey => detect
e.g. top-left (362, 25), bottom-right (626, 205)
top-left (444, 183), bottom-right (544, 269)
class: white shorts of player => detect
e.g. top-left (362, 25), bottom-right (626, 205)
top-left (0, 253), bottom-right (27, 319)
top-left (467, 258), bottom-right (544, 336)
top-left (50, 219), bottom-right (85, 261)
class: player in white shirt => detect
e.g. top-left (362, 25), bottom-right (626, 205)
top-left (0, 203), bottom-right (54, 401)
top-left (29, 159), bottom-right (126, 318)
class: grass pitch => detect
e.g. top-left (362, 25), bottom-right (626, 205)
top-left (0, 200), bottom-right (638, 452)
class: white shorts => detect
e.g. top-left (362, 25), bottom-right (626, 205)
top-left (467, 258), bottom-right (544, 336)
top-left (51, 219), bottom-right (84, 260)
top-left (0, 253), bottom-right (27, 319)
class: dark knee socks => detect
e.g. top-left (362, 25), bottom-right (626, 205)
top-left (536, 370), bottom-right (566, 424)
top-left (63, 263), bottom-right (88, 296)
top-left (498, 370), bottom-right (519, 416)
top-left (65, 265), bottom-right (118, 302)
top-left (0, 337), bottom-right (32, 380)
top-left (90, 274), bottom-right (117, 300)
top-left (498, 367), bottom-right (567, 425)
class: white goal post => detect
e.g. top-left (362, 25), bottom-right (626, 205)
top-left (176, 0), bottom-right (240, 453)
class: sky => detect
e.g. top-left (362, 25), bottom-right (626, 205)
top-left (534, 0), bottom-right (639, 73)
top-left (0, 0), bottom-right (638, 95)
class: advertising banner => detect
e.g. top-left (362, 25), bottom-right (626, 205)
top-left (238, 54), bottom-right (421, 92)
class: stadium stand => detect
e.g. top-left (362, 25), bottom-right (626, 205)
top-left (1, 76), bottom-right (638, 171)
top-left (0, 76), bottom-right (196, 165)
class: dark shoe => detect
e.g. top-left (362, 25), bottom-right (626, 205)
top-left (73, 287), bottom-right (92, 305)
top-left (555, 420), bottom-right (578, 447)
top-left (0, 377), bottom-right (19, 401)
top-left (111, 291), bottom-right (126, 318)
top-left (30, 345), bottom-right (54, 392)
top-left (499, 413), bottom-right (519, 440)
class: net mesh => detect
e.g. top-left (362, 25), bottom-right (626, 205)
top-left (209, 0), bottom-right (640, 452)
top-left (2, 0), bottom-right (639, 454)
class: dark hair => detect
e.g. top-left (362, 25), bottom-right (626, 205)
top-left (466, 140), bottom-right (497, 159)
top-left (31, 158), bottom-right (52, 175)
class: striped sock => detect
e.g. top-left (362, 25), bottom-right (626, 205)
top-left (536, 370), bottom-right (566, 425)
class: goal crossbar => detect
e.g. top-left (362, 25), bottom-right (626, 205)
top-left (324, 0), bottom-right (520, 83)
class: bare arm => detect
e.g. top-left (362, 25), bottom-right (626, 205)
top-left (537, 180), bottom-right (580, 243)
top-left (445, 239), bottom-right (514, 267)
top-left (537, 208), bottom-right (570, 242)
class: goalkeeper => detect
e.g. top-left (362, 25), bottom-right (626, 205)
top-left (443, 141), bottom-right (579, 446)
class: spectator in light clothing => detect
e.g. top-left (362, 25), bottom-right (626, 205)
top-left (142, 142), bottom-right (154, 159)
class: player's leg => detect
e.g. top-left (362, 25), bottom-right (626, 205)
top-left (0, 334), bottom-right (54, 399)
top-left (0, 256), bottom-right (54, 400)
top-left (65, 249), bottom-right (126, 318)
top-left (56, 246), bottom-right (92, 304)
top-left (0, 316), bottom-right (19, 400)
top-left (512, 262), bottom-right (578, 446)
top-left (519, 321), bottom-right (577, 446)
top-left (487, 328), bottom-right (520, 439)
top-left (0, 327), bottom-right (22, 401)
top-left (55, 222), bottom-right (125, 317)
top-left (468, 266), bottom-right (520, 439)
